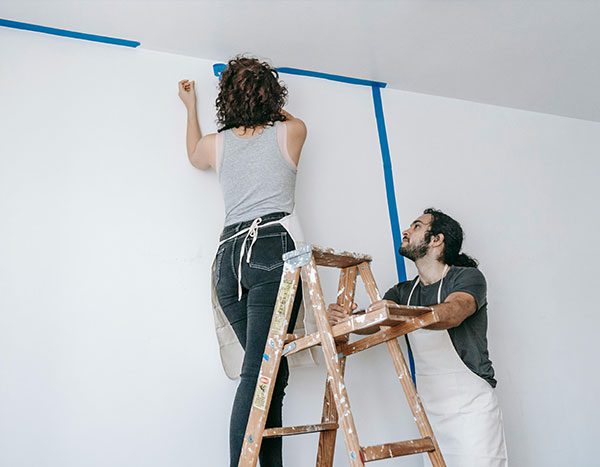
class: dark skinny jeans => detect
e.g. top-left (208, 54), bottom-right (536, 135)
top-left (214, 212), bottom-right (301, 466)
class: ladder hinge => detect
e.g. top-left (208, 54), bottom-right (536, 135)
top-left (282, 243), bottom-right (312, 269)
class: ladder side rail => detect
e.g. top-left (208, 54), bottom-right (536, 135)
top-left (301, 257), bottom-right (365, 466)
top-left (317, 265), bottom-right (358, 466)
top-left (238, 266), bottom-right (301, 467)
top-left (357, 262), bottom-right (446, 467)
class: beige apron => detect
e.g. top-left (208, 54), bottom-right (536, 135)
top-left (210, 211), bottom-right (318, 380)
top-left (407, 266), bottom-right (508, 466)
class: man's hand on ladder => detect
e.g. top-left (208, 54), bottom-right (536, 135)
top-left (327, 302), bottom-right (358, 326)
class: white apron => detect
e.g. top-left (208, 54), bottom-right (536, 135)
top-left (407, 266), bottom-right (508, 467)
top-left (210, 211), bottom-right (318, 380)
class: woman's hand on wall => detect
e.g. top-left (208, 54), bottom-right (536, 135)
top-left (178, 79), bottom-right (197, 109)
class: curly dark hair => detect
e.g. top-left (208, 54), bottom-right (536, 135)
top-left (423, 208), bottom-right (479, 268)
top-left (215, 56), bottom-right (288, 132)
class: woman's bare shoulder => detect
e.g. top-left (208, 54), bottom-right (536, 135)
top-left (284, 117), bottom-right (307, 141)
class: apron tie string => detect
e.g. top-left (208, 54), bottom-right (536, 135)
top-left (237, 217), bottom-right (262, 300)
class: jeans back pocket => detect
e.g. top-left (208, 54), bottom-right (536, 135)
top-left (248, 231), bottom-right (288, 271)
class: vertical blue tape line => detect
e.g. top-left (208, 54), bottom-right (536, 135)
top-left (371, 85), bottom-right (416, 384)
top-left (0, 19), bottom-right (140, 47)
top-left (371, 86), bottom-right (406, 282)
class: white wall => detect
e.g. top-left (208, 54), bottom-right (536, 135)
top-left (383, 90), bottom-right (600, 467)
top-left (1, 26), bottom-right (599, 467)
top-left (0, 30), bottom-right (228, 467)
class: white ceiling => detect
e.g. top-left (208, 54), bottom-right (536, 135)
top-left (2, 0), bottom-right (600, 122)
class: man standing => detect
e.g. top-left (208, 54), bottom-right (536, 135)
top-left (329, 208), bottom-right (508, 466)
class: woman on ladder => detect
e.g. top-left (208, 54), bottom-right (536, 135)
top-left (178, 56), bottom-right (308, 467)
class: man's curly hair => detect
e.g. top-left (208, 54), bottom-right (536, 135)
top-left (216, 56), bottom-right (288, 132)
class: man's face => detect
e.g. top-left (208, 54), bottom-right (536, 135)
top-left (400, 214), bottom-right (433, 261)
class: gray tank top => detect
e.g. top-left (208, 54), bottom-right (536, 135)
top-left (218, 122), bottom-right (297, 226)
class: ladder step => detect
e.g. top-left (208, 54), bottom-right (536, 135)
top-left (263, 422), bottom-right (338, 438)
top-left (312, 245), bottom-right (371, 268)
top-left (284, 333), bottom-right (300, 344)
top-left (283, 305), bottom-right (436, 357)
top-left (361, 437), bottom-right (435, 462)
top-left (282, 244), bottom-right (371, 269)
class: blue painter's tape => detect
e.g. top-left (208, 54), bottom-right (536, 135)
top-left (213, 63), bottom-right (226, 78)
top-left (0, 19), bottom-right (140, 48)
top-left (371, 86), bottom-right (406, 282)
top-left (262, 353), bottom-right (269, 362)
top-left (212, 63), bottom-right (386, 88)
top-left (371, 85), bottom-right (416, 384)
top-left (404, 333), bottom-right (416, 386)
top-left (277, 67), bottom-right (386, 88)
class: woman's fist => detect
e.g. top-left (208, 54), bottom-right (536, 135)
top-left (178, 79), bottom-right (197, 108)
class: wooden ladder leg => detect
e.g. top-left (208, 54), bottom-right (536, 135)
top-left (302, 258), bottom-right (365, 467)
top-left (357, 261), bottom-right (382, 302)
top-left (386, 339), bottom-right (446, 466)
top-left (238, 265), bottom-right (301, 467)
top-left (316, 266), bottom-right (358, 467)
top-left (357, 262), bottom-right (446, 467)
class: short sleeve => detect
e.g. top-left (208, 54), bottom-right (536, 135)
top-left (450, 268), bottom-right (487, 309)
top-left (383, 285), bottom-right (400, 303)
top-left (383, 281), bottom-right (413, 305)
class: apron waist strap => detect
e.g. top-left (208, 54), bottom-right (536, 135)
top-left (219, 216), bottom-right (287, 301)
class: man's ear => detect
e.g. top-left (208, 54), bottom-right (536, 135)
top-left (431, 233), bottom-right (445, 248)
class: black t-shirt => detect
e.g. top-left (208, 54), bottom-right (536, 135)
top-left (383, 266), bottom-right (497, 387)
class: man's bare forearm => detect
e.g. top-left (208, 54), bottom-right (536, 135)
top-left (426, 298), bottom-right (474, 330)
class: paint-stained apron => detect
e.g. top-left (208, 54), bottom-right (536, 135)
top-left (407, 271), bottom-right (508, 467)
top-left (210, 211), bottom-right (318, 380)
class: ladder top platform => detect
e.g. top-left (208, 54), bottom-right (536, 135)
top-left (283, 244), bottom-right (372, 268)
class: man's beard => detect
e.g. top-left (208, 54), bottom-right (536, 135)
top-left (400, 239), bottom-right (429, 261)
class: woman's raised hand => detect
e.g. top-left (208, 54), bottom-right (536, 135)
top-left (178, 79), bottom-right (197, 109)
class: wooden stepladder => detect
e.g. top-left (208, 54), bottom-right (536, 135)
top-left (239, 244), bottom-right (446, 466)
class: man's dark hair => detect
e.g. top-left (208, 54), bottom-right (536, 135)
top-left (423, 208), bottom-right (479, 268)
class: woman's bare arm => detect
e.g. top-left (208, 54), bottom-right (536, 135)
top-left (281, 109), bottom-right (307, 166)
top-left (178, 79), bottom-right (214, 170)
